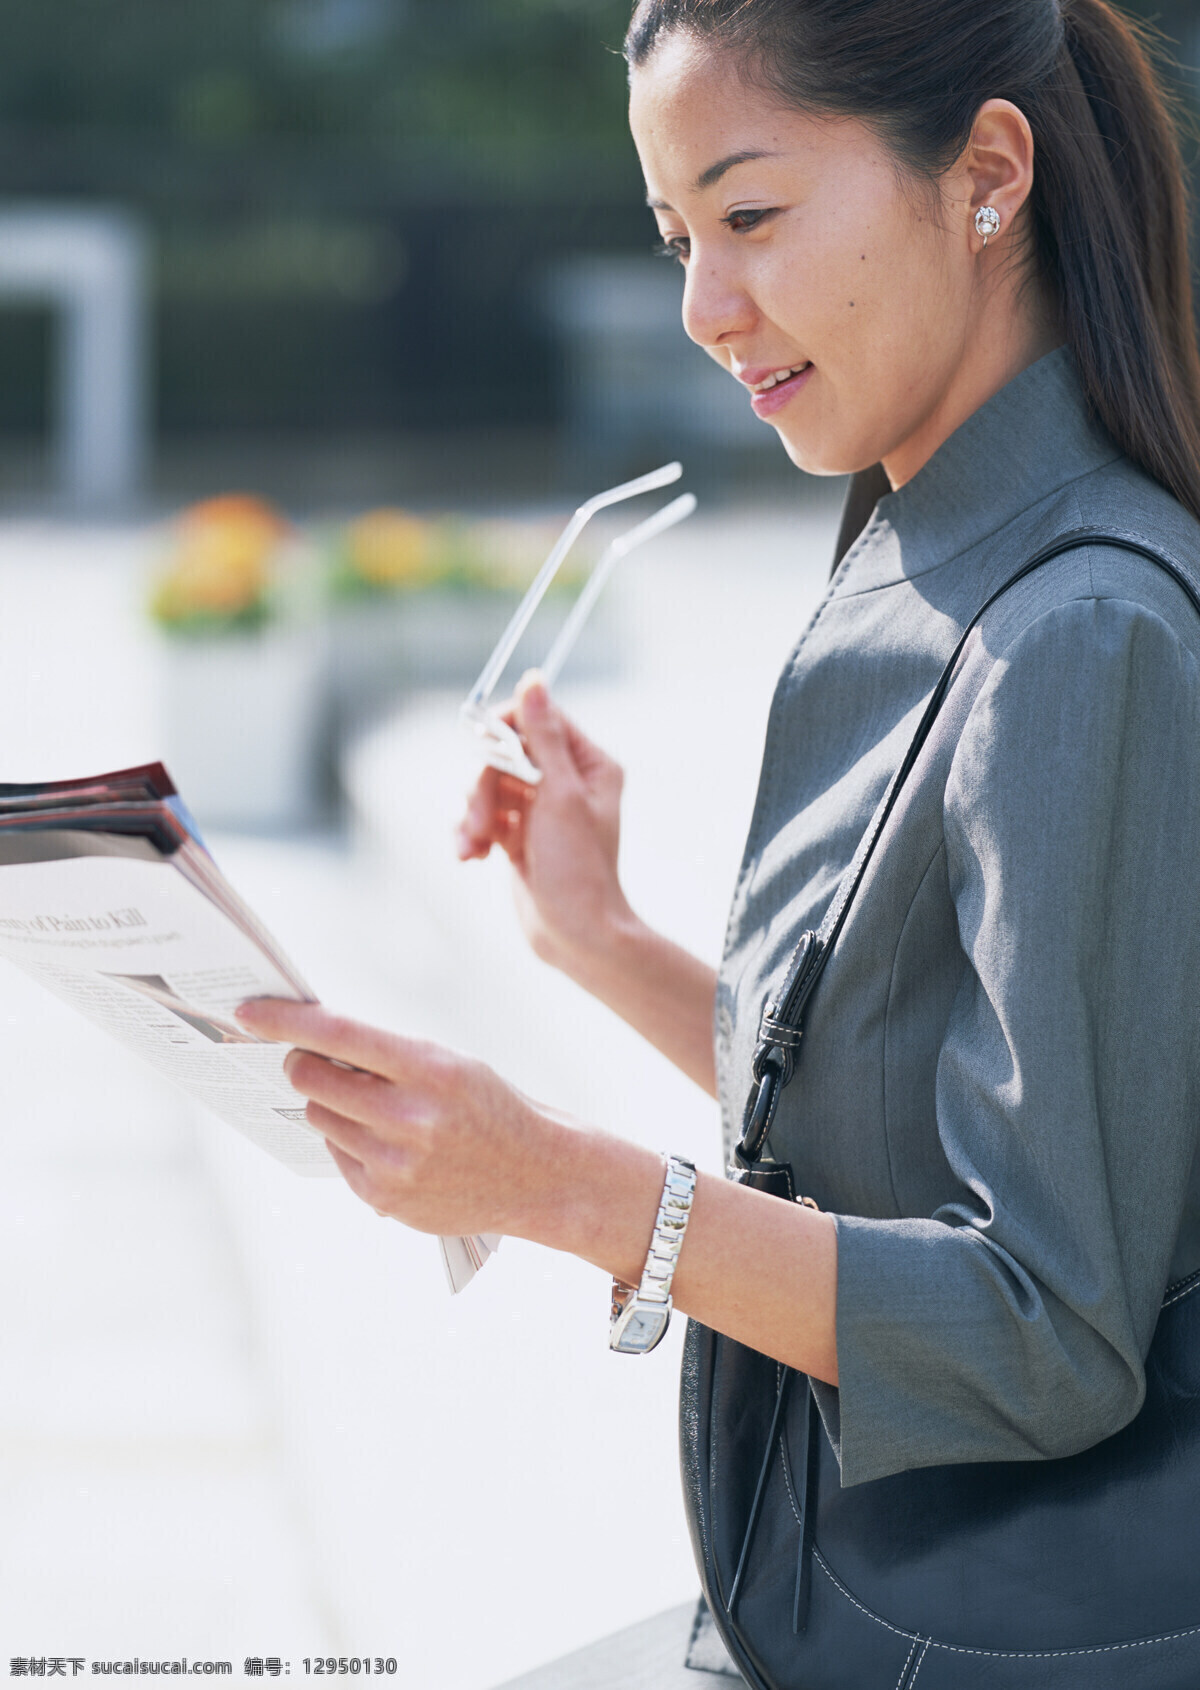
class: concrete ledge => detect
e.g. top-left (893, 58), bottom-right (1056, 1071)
top-left (490, 1599), bottom-right (738, 1689)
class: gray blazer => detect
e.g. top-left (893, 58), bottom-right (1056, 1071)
top-left (716, 347), bottom-right (1200, 1489)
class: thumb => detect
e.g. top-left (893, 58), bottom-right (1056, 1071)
top-left (514, 671), bottom-right (577, 784)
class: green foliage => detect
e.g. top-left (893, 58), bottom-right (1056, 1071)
top-left (0, 0), bottom-right (636, 163)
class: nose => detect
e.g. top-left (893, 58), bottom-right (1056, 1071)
top-left (680, 252), bottom-right (756, 353)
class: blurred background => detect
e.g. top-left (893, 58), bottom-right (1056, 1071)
top-left (0, 2), bottom-right (1197, 1686)
top-left (0, 0), bottom-right (808, 511)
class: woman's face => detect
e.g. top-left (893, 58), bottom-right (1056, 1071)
top-left (628, 37), bottom-right (984, 482)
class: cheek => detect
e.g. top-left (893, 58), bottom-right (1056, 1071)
top-left (822, 224), bottom-right (943, 354)
top-left (756, 223), bottom-right (897, 371)
top-left (775, 230), bottom-right (966, 468)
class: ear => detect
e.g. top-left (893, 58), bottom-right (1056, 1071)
top-left (953, 98), bottom-right (1036, 250)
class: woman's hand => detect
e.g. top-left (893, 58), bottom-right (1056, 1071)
top-left (456, 672), bottom-right (634, 976)
top-left (234, 997), bottom-right (571, 1239)
top-left (233, 996), bottom-right (839, 1385)
top-left (456, 671), bottom-right (720, 1096)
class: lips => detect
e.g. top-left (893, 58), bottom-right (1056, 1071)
top-left (742, 361), bottom-right (813, 419)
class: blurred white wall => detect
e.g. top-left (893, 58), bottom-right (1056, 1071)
top-left (0, 207), bottom-right (150, 506)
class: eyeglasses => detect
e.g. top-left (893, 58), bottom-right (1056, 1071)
top-left (460, 462), bottom-right (696, 785)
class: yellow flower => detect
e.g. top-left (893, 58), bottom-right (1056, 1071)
top-left (345, 509), bottom-right (436, 589)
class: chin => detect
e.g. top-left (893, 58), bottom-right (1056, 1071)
top-left (775, 431), bottom-right (855, 479)
top-left (774, 422), bottom-right (884, 481)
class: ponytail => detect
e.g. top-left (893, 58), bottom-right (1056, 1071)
top-left (626, 0), bottom-right (1200, 521)
top-left (1034, 1), bottom-right (1200, 521)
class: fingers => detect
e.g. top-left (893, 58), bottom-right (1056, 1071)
top-left (562, 714), bottom-right (623, 795)
top-left (456, 678), bottom-right (624, 901)
top-left (283, 1046), bottom-right (414, 1133)
top-left (456, 764), bottom-right (533, 861)
top-left (320, 1119), bottom-right (414, 1222)
top-left (513, 672), bottom-right (583, 787)
top-left (457, 763), bottom-right (503, 859)
top-left (286, 1054), bottom-right (422, 1205)
top-left (514, 672), bottom-right (622, 799)
top-left (322, 1132), bottom-right (377, 1204)
top-left (235, 998), bottom-right (434, 1084)
top-left (304, 1095), bottom-right (401, 1166)
top-left (458, 678), bottom-right (614, 835)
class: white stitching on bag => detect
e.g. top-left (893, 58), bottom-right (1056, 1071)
top-left (1162, 1269), bottom-right (1200, 1308)
top-left (811, 1549), bottom-right (915, 1642)
top-left (907, 1639), bottom-right (930, 1685)
top-left (779, 1427), bottom-right (930, 1685)
top-left (893, 1636), bottom-right (918, 1690)
top-left (812, 1546), bottom-right (1200, 1660)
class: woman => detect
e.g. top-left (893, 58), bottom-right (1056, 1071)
top-left (237, 0), bottom-right (1200, 1673)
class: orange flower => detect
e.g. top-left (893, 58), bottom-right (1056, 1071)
top-left (153, 494), bottom-right (289, 626)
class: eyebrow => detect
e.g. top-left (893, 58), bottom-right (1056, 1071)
top-left (645, 148), bottom-right (780, 210)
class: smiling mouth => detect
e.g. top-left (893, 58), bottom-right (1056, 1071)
top-left (745, 361), bottom-right (814, 418)
top-left (747, 362), bottom-right (811, 393)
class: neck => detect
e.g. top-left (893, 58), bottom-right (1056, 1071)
top-left (882, 292), bottom-right (1063, 491)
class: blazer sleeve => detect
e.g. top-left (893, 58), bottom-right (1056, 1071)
top-left (820, 592), bottom-right (1200, 1488)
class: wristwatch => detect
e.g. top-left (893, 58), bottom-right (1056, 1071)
top-left (609, 1154), bottom-right (697, 1355)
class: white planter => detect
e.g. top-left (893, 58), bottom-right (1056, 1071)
top-left (158, 625), bottom-right (327, 831)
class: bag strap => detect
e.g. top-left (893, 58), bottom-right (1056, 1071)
top-left (735, 527), bottom-right (1200, 1174)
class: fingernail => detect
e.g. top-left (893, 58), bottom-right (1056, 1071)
top-left (234, 1002), bottom-right (258, 1024)
top-left (518, 670), bottom-right (547, 715)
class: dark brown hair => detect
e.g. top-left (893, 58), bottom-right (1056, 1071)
top-left (625, 0), bottom-right (1200, 521)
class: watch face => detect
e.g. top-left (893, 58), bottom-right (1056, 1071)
top-left (613, 1303), bottom-right (669, 1354)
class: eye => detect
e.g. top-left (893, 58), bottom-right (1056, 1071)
top-left (721, 207), bottom-right (775, 234)
top-left (652, 234), bottom-right (690, 263)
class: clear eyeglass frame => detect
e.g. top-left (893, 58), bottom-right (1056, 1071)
top-left (459, 462), bottom-right (696, 786)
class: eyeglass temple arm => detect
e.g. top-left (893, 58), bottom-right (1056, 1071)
top-left (540, 492), bottom-right (697, 689)
top-left (461, 460), bottom-right (682, 714)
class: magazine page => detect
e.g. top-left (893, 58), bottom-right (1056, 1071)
top-left (0, 848), bottom-right (331, 1172)
top-left (0, 828), bottom-right (500, 1289)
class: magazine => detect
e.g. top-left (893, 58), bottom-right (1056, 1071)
top-left (0, 762), bottom-right (498, 1293)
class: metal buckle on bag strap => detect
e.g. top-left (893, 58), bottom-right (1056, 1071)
top-left (736, 1049), bottom-right (784, 1168)
top-left (734, 1054), bottom-right (814, 1202)
top-left (735, 981), bottom-right (807, 1168)
top-left (733, 929), bottom-right (828, 1189)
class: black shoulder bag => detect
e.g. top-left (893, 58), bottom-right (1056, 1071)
top-left (682, 530), bottom-right (1200, 1690)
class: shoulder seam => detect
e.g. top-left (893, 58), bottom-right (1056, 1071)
top-left (979, 581), bottom-right (1200, 669)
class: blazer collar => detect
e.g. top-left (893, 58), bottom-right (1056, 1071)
top-left (832, 346), bottom-right (1123, 593)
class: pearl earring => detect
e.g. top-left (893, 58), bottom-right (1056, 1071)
top-left (975, 205), bottom-right (1001, 247)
